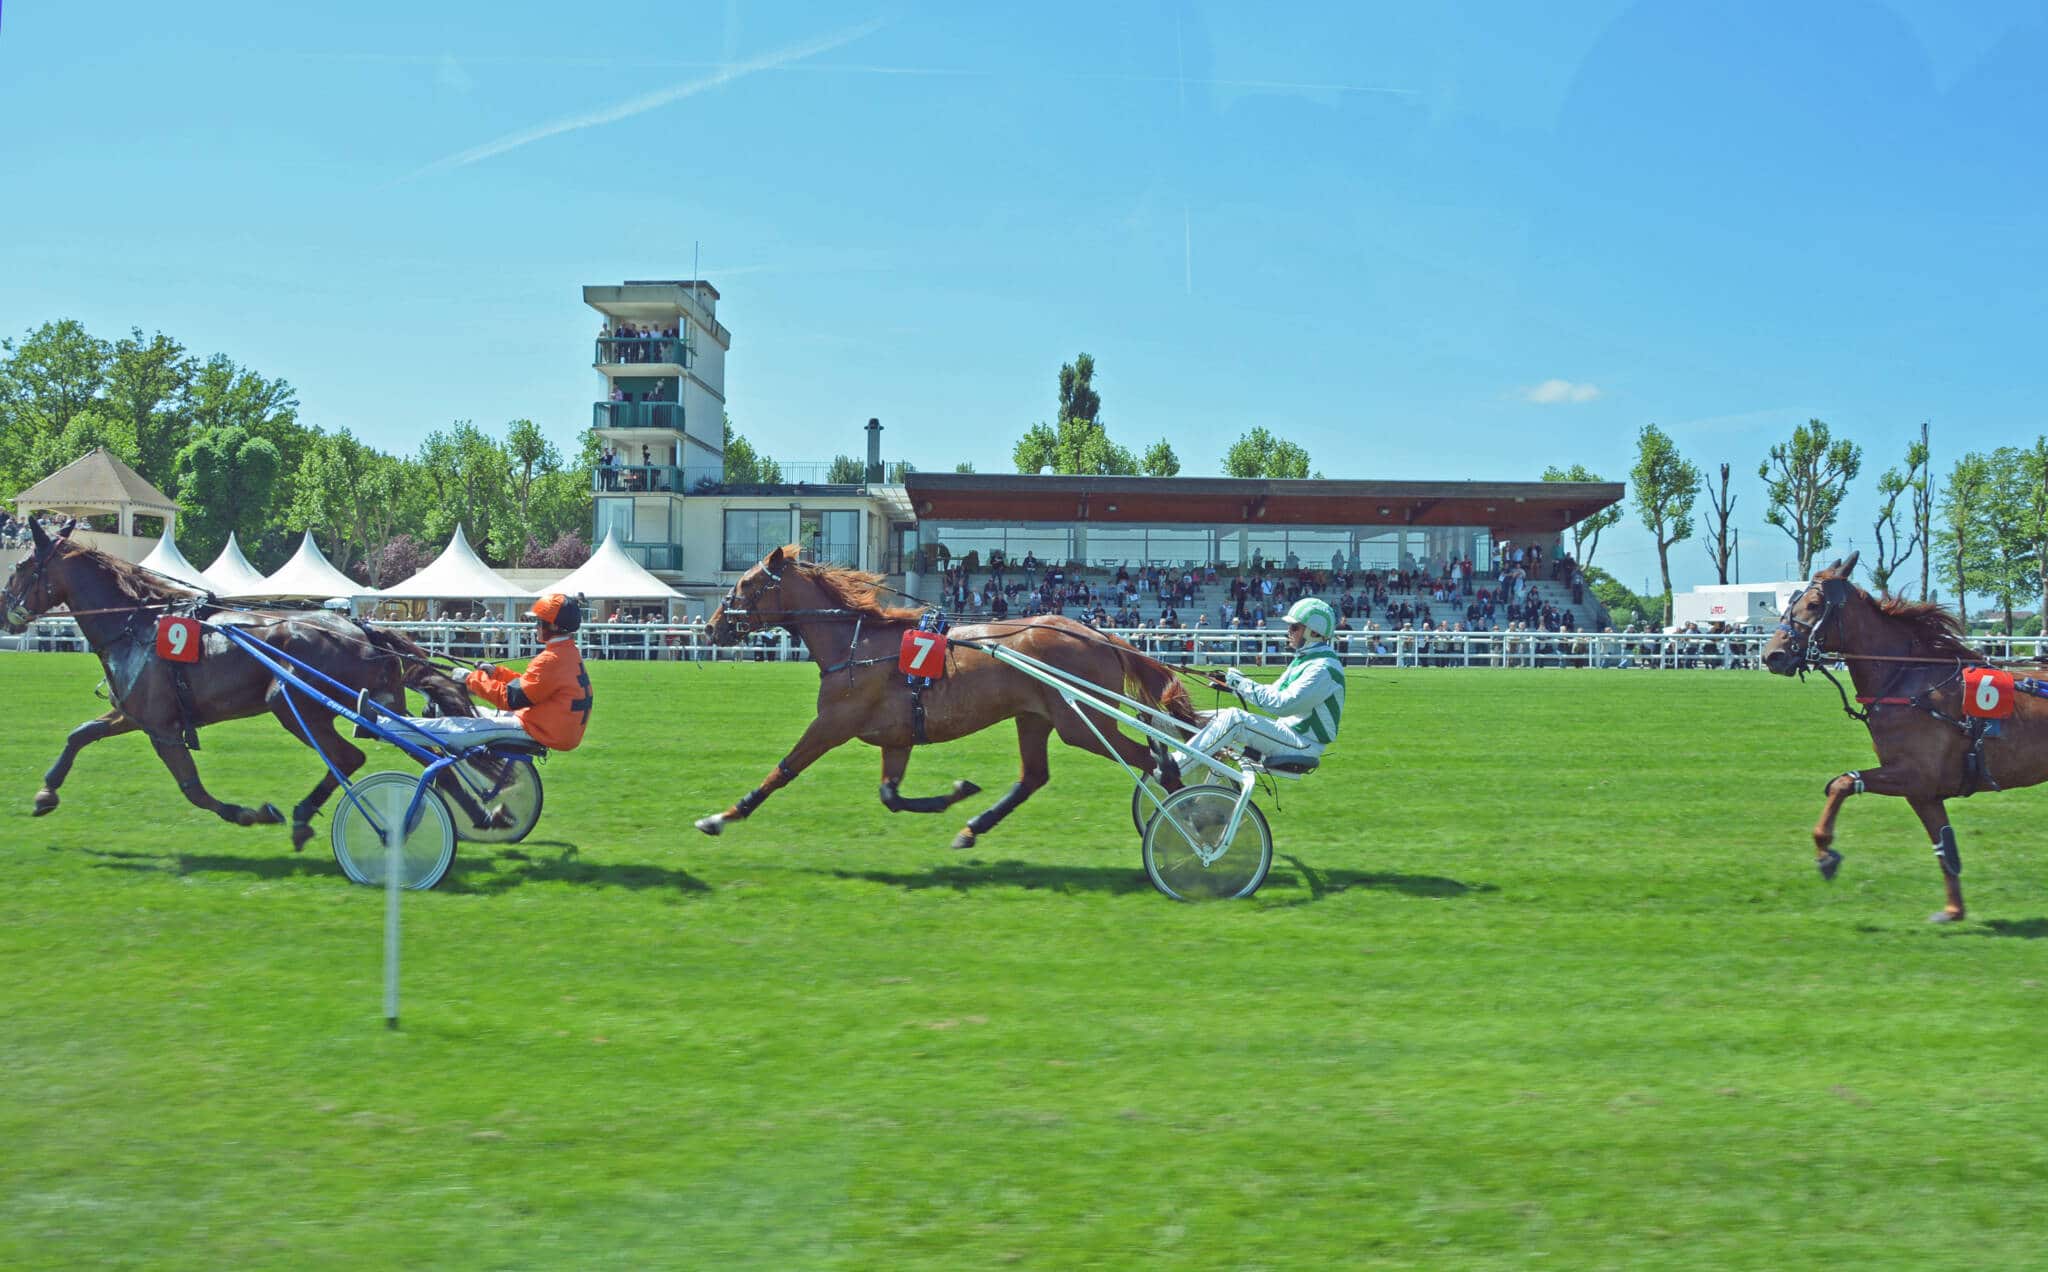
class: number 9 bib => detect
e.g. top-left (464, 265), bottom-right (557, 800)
top-left (898, 629), bottom-right (949, 677)
top-left (1964, 667), bottom-right (2015, 719)
top-left (156, 616), bottom-right (203, 664)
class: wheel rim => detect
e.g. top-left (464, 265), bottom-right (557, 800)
top-left (332, 772), bottom-right (457, 890)
top-left (443, 755), bottom-right (542, 844)
top-left (1132, 777), bottom-right (1228, 836)
top-left (1142, 786), bottom-right (1272, 901)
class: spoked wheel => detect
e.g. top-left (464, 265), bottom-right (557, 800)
top-left (1131, 775), bottom-right (1229, 836)
top-left (331, 771), bottom-right (458, 890)
top-left (441, 754), bottom-right (543, 844)
top-left (1142, 784), bottom-right (1273, 901)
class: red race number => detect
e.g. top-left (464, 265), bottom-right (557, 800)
top-left (1964, 667), bottom-right (2016, 719)
top-left (156, 616), bottom-right (203, 664)
top-left (898, 629), bottom-right (949, 677)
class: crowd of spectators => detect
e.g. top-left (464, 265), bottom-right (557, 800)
top-left (600, 323), bottom-right (683, 363)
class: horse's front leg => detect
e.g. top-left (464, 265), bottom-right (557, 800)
top-left (695, 717), bottom-right (851, 836)
top-left (1810, 763), bottom-right (1930, 883)
top-left (33, 710), bottom-right (139, 815)
top-left (1908, 796), bottom-right (1966, 924)
top-left (150, 737), bottom-right (283, 827)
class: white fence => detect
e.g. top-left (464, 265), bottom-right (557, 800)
top-left (9, 618), bottom-right (2045, 670)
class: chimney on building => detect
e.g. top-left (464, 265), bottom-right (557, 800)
top-left (865, 418), bottom-right (883, 484)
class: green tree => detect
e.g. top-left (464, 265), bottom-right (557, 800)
top-left (173, 426), bottom-right (283, 563)
top-left (1223, 427), bottom-right (1311, 478)
top-left (502, 418), bottom-right (562, 561)
top-left (290, 430), bottom-right (408, 580)
top-left (1014, 417), bottom-right (1135, 475)
top-left (953, 461), bottom-right (977, 474)
top-left (1014, 422), bottom-right (1058, 473)
top-left (0, 320), bottom-right (112, 493)
top-left (1584, 565), bottom-right (1659, 628)
top-left (414, 422), bottom-right (514, 556)
top-left (1869, 436), bottom-right (1930, 596)
top-left (826, 454), bottom-right (865, 483)
top-left (1542, 463), bottom-right (1622, 573)
top-left (1142, 439), bottom-right (1181, 477)
top-left (105, 330), bottom-right (194, 495)
top-left (720, 415), bottom-right (781, 486)
top-left (1057, 353), bottom-right (1102, 426)
top-left (1759, 418), bottom-right (1862, 578)
top-left (1936, 453), bottom-right (1993, 616)
top-left (1630, 424), bottom-right (1701, 608)
top-left (1978, 445), bottom-right (2043, 634)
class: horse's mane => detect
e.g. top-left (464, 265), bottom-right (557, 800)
top-left (66, 540), bottom-right (205, 605)
top-left (1869, 591), bottom-right (1984, 661)
top-left (787, 548), bottom-right (924, 622)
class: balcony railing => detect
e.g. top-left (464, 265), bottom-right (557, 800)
top-left (595, 337), bottom-right (692, 367)
top-left (595, 464), bottom-right (684, 494)
top-left (592, 402), bottom-right (683, 432)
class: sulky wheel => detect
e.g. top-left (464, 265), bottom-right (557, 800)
top-left (331, 771), bottom-right (458, 891)
top-left (1141, 784), bottom-right (1273, 901)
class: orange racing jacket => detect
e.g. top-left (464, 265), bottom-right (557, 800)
top-left (465, 637), bottom-right (592, 751)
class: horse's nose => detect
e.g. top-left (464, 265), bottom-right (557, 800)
top-left (1762, 648), bottom-right (1795, 676)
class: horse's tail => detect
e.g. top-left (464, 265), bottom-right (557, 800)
top-left (360, 625), bottom-right (479, 718)
top-left (1106, 635), bottom-right (1200, 727)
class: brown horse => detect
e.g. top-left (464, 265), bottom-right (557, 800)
top-left (1, 518), bottom-right (478, 846)
top-left (1762, 550), bottom-right (2048, 921)
top-left (695, 545), bottom-right (1198, 849)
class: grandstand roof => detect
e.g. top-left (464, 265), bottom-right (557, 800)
top-left (901, 474), bottom-right (1624, 532)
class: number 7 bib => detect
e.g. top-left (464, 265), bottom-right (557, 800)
top-left (899, 629), bottom-right (949, 677)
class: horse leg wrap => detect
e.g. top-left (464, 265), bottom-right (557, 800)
top-left (1934, 825), bottom-right (1962, 878)
top-left (966, 781), bottom-right (1033, 836)
top-left (733, 788), bottom-right (770, 817)
top-left (1824, 771), bottom-right (1863, 796)
top-left (879, 780), bottom-right (953, 814)
top-left (292, 799), bottom-right (321, 827)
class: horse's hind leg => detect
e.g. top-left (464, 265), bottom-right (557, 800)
top-left (266, 691), bottom-right (364, 850)
top-left (150, 737), bottom-right (283, 828)
top-left (695, 716), bottom-right (851, 836)
top-left (952, 715), bottom-right (1051, 851)
top-left (876, 745), bottom-right (982, 816)
top-left (1909, 796), bottom-right (1966, 924)
top-left (34, 711), bottom-right (138, 815)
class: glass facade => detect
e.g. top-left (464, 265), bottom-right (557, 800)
top-left (916, 522), bottom-right (1497, 574)
top-left (724, 509), bottom-right (790, 571)
top-left (798, 509), bottom-right (860, 566)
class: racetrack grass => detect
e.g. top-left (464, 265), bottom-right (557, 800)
top-left (3, 656), bottom-right (2047, 1270)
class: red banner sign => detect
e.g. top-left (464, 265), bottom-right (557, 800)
top-left (898, 629), bottom-right (949, 677)
top-left (1964, 667), bottom-right (2016, 719)
top-left (156, 616), bottom-right (203, 664)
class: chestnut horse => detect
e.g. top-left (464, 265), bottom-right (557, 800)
top-left (1763, 550), bottom-right (2048, 921)
top-left (695, 546), bottom-right (1197, 849)
top-left (1, 518), bottom-right (477, 846)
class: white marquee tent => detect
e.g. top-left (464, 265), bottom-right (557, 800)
top-left (200, 533), bottom-right (272, 598)
top-left (541, 529), bottom-right (685, 614)
top-left (363, 525), bottom-right (531, 618)
top-left (138, 525), bottom-right (210, 590)
top-left (246, 532), bottom-right (363, 601)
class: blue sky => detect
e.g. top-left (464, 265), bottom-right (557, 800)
top-left (2, 1), bottom-right (2043, 596)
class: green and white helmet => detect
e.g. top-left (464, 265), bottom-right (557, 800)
top-left (1282, 597), bottom-right (1337, 639)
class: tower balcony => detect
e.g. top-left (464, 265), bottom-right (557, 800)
top-left (594, 464), bottom-right (684, 494)
top-left (593, 401), bottom-right (684, 432)
top-left (595, 336), bottom-right (692, 370)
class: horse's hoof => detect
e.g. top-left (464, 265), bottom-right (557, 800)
top-left (256, 803), bottom-right (284, 825)
top-left (952, 780), bottom-right (983, 802)
top-left (695, 815), bottom-right (724, 837)
top-left (1928, 909), bottom-right (1965, 924)
top-left (31, 789), bottom-right (58, 816)
top-left (951, 828), bottom-right (976, 851)
top-left (1817, 849), bottom-right (1843, 882)
top-left (291, 823), bottom-right (314, 852)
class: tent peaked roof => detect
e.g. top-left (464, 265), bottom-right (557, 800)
top-left (138, 526), bottom-right (209, 590)
top-left (543, 530), bottom-right (682, 602)
top-left (201, 533), bottom-right (272, 597)
top-left (249, 532), bottom-right (363, 599)
top-left (13, 447), bottom-right (178, 514)
top-left (371, 525), bottom-right (531, 599)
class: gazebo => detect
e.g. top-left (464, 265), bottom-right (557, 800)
top-left (245, 532), bottom-right (364, 602)
top-left (138, 525), bottom-right (210, 590)
top-left (200, 533), bottom-right (273, 599)
top-left (362, 525), bottom-right (531, 620)
top-left (11, 448), bottom-right (180, 564)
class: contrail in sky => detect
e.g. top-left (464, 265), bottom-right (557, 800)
top-left (404, 17), bottom-right (887, 180)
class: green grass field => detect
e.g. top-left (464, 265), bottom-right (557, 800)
top-left (3, 655), bottom-right (2046, 1270)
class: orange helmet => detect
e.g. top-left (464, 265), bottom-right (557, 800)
top-left (525, 592), bottom-right (583, 633)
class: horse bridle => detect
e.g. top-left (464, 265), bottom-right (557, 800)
top-left (1, 544), bottom-right (55, 631)
top-left (716, 562), bottom-right (860, 635)
top-left (1774, 576), bottom-right (1850, 672)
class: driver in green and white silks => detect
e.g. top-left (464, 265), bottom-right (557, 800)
top-left (1174, 598), bottom-right (1345, 772)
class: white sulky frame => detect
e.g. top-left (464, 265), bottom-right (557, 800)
top-left (974, 641), bottom-right (1274, 864)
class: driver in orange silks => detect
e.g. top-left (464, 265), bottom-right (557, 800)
top-left (384, 593), bottom-right (594, 752)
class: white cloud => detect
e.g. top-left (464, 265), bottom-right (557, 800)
top-left (406, 17), bottom-right (888, 180)
top-left (1520, 379), bottom-right (1602, 405)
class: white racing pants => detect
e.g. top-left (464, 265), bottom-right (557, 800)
top-left (395, 709), bottom-right (534, 751)
top-left (1172, 708), bottom-right (1320, 777)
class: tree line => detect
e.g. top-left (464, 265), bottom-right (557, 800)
top-left (0, 319), bottom-right (597, 586)
top-left (1558, 420), bottom-right (2048, 633)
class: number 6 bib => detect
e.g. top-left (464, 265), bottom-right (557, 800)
top-left (1963, 667), bottom-right (2016, 719)
top-left (898, 629), bottom-right (949, 677)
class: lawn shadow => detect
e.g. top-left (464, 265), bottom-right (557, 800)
top-left (1957, 917), bottom-right (2048, 940)
top-left (80, 842), bottom-right (709, 896)
top-left (85, 846), bottom-right (346, 881)
top-left (818, 854), bottom-right (1494, 905)
top-left (1258, 854), bottom-right (1497, 909)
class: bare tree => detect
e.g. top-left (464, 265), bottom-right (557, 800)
top-left (1702, 462), bottom-right (1737, 584)
top-left (1869, 435), bottom-right (1929, 596)
top-left (1915, 420), bottom-right (1932, 600)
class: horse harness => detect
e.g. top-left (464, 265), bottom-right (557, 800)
top-left (719, 567), bottom-right (940, 741)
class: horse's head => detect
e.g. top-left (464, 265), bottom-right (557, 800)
top-left (709, 545), bottom-right (800, 647)
top-left (1, 517), bottom-right (77, 633)
top-left (1762, 550), bottom-right (1860, 676)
